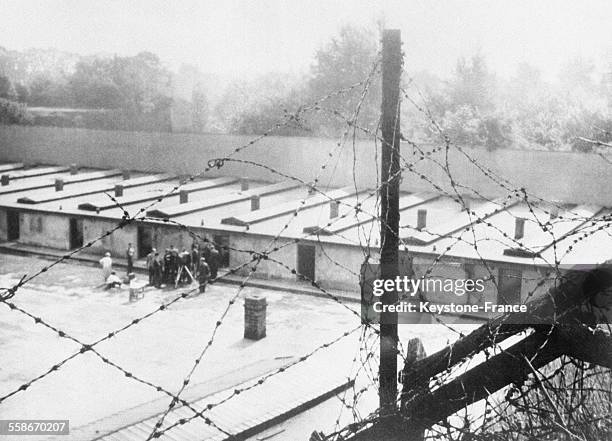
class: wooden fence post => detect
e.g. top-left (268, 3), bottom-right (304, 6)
top-left (379, 27), bottom-right (402, 415)
top-left (402, 338), bottom-right (427, 441)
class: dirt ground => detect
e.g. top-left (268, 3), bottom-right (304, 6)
top-left (0, 253), bottom-right (475, 439)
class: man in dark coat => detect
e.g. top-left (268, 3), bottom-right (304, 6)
top-left (152, 252), bottom-right (163, 288)
top-left (198, 258), bottom-right (210, 293)
top-left (169, 245), bottom-right (179, 285)
top-left (201, 241), bottom-right (211, 265)
top-left (126, 243), bottom-right (135, 275)
top-left (163, 248), bottom-right (172, 285)
top-left (146, 248), bottom-right (156, 285)
top-left (208, 246), bottom-right (220, 282)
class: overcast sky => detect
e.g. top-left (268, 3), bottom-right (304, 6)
top-left (1, 0), bottom-right (612, 80)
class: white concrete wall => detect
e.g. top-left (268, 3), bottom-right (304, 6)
top-left (82, 218), bottom-right (137, 258)
top-left (150, 225), bottom-right (196, 253)
top-left (230, 233), bottom-right (372, 291)
top-left (1, 125), bottom-right (611, 205)
top-left (411, 254), bottom-right (548, 305)
top-left (315, 241), bottom-right (373, 290)
top-left (20, 212), bottom-right (70, 249)
top-left (230, 233), bottom-right (298, 281)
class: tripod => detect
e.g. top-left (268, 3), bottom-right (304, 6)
top-left (174, 265), bottom-right (195, 288)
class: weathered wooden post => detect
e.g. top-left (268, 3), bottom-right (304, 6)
top-left (401, 338), bottom-right (427, 441)
top-left (379, 28), bottom-right (402, 415)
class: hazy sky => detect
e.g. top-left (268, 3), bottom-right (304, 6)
top-left (1, 0), bottom-right (612, 80)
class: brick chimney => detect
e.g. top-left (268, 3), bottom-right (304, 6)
top-left (1, 174), bottom-right (9, 186)
top-left (251, 195), bottom-right (260, 211)
top-left (514, 218), bottom-right (526, 240)
top-left (549, 207), bottom-right (559, 220)
top-left (240, 178), bottom-right (249, 192)
top-left (180, 190), bottom-right (189, 204)
top-left (70, 163), bottom-right (78, 175)
top-left (114, 184), bottom-right (124, 197)
top-left (122, 170), bottom-right (131, 180)
top-left (55, 178), bottom-right (64, 192)
top-left (244, 295), bottom-right (267, 340)
top-left (330, 200), bottom-right (340, 218)
top-left (417, 209), bottom-right (427, 231)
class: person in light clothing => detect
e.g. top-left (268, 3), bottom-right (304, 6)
top-left (99, 252), bottom-right (113, 281)
top-left (105, 271), bottom-right (122, 289)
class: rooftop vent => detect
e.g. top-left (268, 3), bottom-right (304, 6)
top-left (514, 218), bottom-right (525, 240)
top-left (251, 195), bottom-right (260, 211)
top-left (417, 209), bottom-right (427, 231)
top-left (180, 190), bottom-right (189, 204)
top-left (330, 200), bottom-right (340, 219)
top-left (549, 206), bottom-right (559, 220)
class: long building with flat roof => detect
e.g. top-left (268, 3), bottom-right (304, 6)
top-left (0, 161), bottom-right (610, 311)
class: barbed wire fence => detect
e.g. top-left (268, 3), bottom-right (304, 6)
top-left (321, 36), bottom-right (612, 441)
top-left (0, 29), bottom-right (610, 441)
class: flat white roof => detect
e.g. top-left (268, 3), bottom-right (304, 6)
top-left (0, 163), bottom-right (609, 266)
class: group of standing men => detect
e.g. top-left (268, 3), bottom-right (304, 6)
top-left (146, 243), bottom-right (220, 293)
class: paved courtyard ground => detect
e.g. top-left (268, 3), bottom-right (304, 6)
top-left (0, 253), bottom-right (476, 440)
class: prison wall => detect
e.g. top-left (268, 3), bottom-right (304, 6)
top-left (1, 125), bottom-right (611, 206)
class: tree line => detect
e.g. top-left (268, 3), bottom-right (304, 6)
top-left (0, 49), bottom-right (201, 132)
top-left (214, 26), bottom-right (612, 153)
top-left (1, 26), bottom-right (611, 152)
